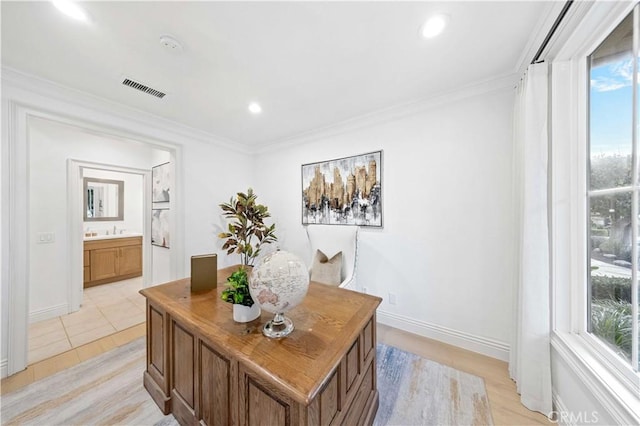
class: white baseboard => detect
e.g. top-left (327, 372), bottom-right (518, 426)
top-left (552, 392), bottom-right (572, 425)
top-left (377, 310), bottom-right (510, 361)
top-left (29, 303), bottom-right (68, 324)
top-left (1, 358), bottom-right (7, 379)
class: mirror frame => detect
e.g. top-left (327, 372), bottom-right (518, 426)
top-left (83, 177), bottom-right (124, 221)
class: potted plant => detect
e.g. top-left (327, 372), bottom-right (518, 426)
top-left (218, 188), bottom-right (277, 322)
top-left (220, 267), bottom-right (259, 322)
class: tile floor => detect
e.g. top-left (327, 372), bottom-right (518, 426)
top-left (2, 323), bottom-right (146, 395)
top-left (27, 277), bottom-right (145, 365)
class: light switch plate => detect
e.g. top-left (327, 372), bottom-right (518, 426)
top-left (37, 232), bottom-right (55, 244)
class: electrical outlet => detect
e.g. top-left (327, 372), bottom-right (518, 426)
top-left (388, 292), bottom-right (397, 305)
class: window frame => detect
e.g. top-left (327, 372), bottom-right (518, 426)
top-left (549, 1), bottom-right (640, 423)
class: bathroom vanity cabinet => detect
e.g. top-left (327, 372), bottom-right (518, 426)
top-left (83, 236), bottom-right (142, 287)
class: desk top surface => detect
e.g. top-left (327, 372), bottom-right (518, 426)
top-left (140, 265), bottom-right (381, 404)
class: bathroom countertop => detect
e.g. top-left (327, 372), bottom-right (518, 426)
top-left (83, 232), bottom-right (142, 241)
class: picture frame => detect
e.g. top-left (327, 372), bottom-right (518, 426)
top-left (152, 162), bottom-right (171, 202)
top-left (302, 150), bottom-right (382, 227)
top-left (151, 208), bottom-right (170, 248)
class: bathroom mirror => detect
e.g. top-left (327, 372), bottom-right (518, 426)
top-left (83, 177), bottom-right (124, 221)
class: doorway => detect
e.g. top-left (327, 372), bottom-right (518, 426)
top-left (3, 112), bottom-right (181, 376)
top-left (27, 165), bottom-right (150, 365)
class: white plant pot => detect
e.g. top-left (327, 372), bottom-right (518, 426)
top-left (233, 303), bottom-right (261, 323)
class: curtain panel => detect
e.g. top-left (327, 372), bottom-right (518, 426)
top-left (509, 62), bottom-right (552, 415)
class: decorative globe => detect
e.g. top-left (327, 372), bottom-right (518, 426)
top-left (249, 250), bottom-right (309, 338)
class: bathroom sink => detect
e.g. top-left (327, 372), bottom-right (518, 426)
top-left (83, 232), bottom-right (142, 241)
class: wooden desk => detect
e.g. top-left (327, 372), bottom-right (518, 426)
top-left (140, 265), bottom-right (382, 426)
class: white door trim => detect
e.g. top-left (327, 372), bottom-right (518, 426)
top-left (5, 102), bottom-right (30, 377)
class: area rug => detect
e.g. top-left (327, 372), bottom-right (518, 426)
top-left (2, 338), bottom-right (492, 426)
top-left (374, 343), bottom-right (492, 425)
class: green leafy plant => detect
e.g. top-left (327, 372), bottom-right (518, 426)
top-left (218, 188), bottom-right (277, 266)
top-left (590, 299), bottom-right (633, 361)
top-left (591, 275), bottom-right (632, 303)
top-left (220, 267), bottom-right (254, 307)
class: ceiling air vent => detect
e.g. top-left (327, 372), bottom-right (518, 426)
top-left (122, 78), bottom-right (166, 99)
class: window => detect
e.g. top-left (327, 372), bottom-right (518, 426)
top-left (588, 8), bottom-right (639, 372)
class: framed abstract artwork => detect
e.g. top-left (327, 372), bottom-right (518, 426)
top-left (302, 150), bottom-right (382, 227)
top-left (151, 208), bottom-right (170, 248)
top-left (152, 162), bottom-right (171, 202)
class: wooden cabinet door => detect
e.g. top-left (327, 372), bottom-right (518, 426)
top-left (119, 244), bottom-right (142, 276)
top-left (143, 302), bottom-right (171, 414)
top-left (90, 248), bottom-right (119, 281)
top-left (172, 321), bottom-right (198, 425)
top-left (199, 342), bottom-right (234, 426)
top-left (239, 365), bottom-right (300, 426)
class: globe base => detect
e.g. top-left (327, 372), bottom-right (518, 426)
top-left (262, 312), bottom-right (294, 338)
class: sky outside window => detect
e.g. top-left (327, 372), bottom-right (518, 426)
top-left (590, 57), bottom-right (633, 157)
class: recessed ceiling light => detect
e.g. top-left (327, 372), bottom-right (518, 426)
top-left (51, 0), bottom-right (88, 22)
top-left (421, 14), bottom-right (450, 39)
top-left (248, 102), bottom-right (262, 114)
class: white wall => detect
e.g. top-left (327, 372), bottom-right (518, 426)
top-left (254, 88), bottom-right (516, 359)
top-left (182, 139), bottom-right (253, 270)
top-left (82, 168), bottom-right (144, 235)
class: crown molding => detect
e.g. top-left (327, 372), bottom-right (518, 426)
top-left (513, 1), bottom-right (566, 77)
top-left (1, 66), bottom-right (250, 155)
top-left (255, 71), bottom-right (518, 155)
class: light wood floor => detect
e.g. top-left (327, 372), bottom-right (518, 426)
top-left (4, 321), bottom-right (551, 425)
top-left (377, 323), bottom-right (551, 425)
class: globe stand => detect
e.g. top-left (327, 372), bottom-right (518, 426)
top-left (262, 312), bottom-right (294, 338)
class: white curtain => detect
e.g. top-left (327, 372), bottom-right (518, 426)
top-left (509, 62), bottom-right (552, 415)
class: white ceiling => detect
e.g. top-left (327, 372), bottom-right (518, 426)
top-left (1, 1), bottom-right (556, 148)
